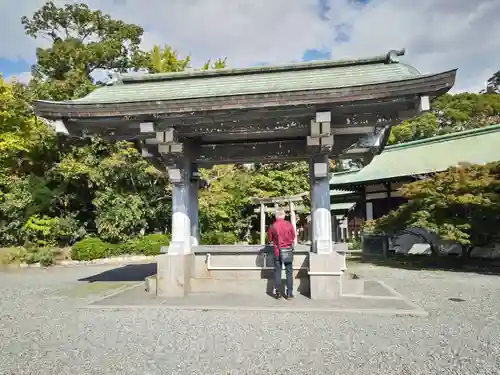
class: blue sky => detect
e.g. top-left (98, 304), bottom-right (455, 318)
top-left (0, 49), bottom-right (334, 80)
top-left (0, 0), bottom-right (498, 92)
top-left (0, 58), bottom-right (30, 79)
top-left (0, 49), bottom-right (334, 78)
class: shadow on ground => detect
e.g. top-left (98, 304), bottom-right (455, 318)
top-left (350, 254), bottom-right (500, 276)
top-left (78, 263), bottom-right (157, 282)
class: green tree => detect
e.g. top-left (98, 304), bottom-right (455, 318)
top-left (0, 77), bottom-right (64, 245)
top-left (388, 112), bottom-right (439, 144)
top-left (146, 45), bottom-right (191, 74)
top-left (144, 44), bottom-right (227, 74)
top-left (198, 162), bottom-right (310, 242)
top-left (22, 1), bottom-right (147, 100)
top-left (201, 58), bottom-right (228, 70)
top-left (0, 77), bottom-right (54, 177)
top-left (486, 71), bottom-right (500, 93)
top-left (389, 93), bottom-right (500, 145)
top-left (52, 138), bottom-right (171, 242)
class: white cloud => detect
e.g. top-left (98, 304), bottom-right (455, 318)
top-left (86, 0), bottom-right (332, 67)
top-left (325, 0), bottom-right (500, 93)
top-left (0, 0), bottom-right (499, 93)
top-left (5, 71), bottom-right (32, 84)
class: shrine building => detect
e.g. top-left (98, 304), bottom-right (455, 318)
top-left (32, 49), bottom-right (456, 299)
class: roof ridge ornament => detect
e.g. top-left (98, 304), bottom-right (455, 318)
top-left (386, 48), bottom-right (406, 64)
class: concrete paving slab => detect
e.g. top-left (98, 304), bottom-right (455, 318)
top-left (84, 282), bottom-right (427, 316)
top-left (361, 280), bottom-right (400, 297)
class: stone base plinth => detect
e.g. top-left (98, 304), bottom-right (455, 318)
top-left (149, 245), bottom-right (349, 299)
top-left (309, 252), bottom-right (345, 300)
top-left (156, 253), bottom-right (194, 297)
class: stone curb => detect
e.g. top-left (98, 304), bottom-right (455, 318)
top-left (81, 303), bottom-right (429, 316)
top-left (54, 255), bottom-right (158, 267)
top-left (2, 255), bottom-right (158, 269)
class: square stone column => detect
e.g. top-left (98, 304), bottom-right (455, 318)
top-left (188, 163), bottom-right (200, 246)
top-left (309, 154), bottom-right (333, 254)
top-left (308, 153), bottom-right (346, 299)
top-left (157, 155), bottom-right (194, 298)
top-left (167, 159), bottom-right (192, 255)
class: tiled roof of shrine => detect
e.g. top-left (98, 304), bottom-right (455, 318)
top-left (329, 124), bottom-right (500, 188)
top-left (71, 50), bottom-right (423, 104)
top-left (32, 49), bottom-right (454, 109)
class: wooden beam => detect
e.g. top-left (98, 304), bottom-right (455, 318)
top-left (251, 193), bottom-right (307, 204)
top-left (254, 206), bottom-right (310, 213)
top-left (65, 107), bottom-right (411, 139)
top-left (174, 118), bottom-right (310, 137)
top-left (193, 140), bottom-right (310, 164)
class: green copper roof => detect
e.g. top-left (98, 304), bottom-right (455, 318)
top-left (329, 124), bottom-right (500, 187)
top-left (70, 50), bottom-right (424, 104)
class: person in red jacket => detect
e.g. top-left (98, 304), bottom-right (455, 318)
top-left (267, 209), bottom-right (296, 300)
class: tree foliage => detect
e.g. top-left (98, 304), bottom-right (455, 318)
top-left (388, 93), bottom-right (500, 144)
top-left (486, 71), bottom-right (500, 94)
top-left (143, 44), bottom-right (227, 74)
top-left (145, 45), bottom-right (191, 74)
top-left (22, 1), bottom-right (147, 100)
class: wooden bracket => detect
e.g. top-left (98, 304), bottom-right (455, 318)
top-left (307, 117), bottom-right (334, 150)
top-left (140, 122), bottom-right (156, 133)
top-left (158, 143), bottom-right (183, 154)
top-left (156, 128), bottom-right (184, 156)
top-left (313, 162), bottom-right (328, 179)
top-left (167, 168), bottom-right (183, 183)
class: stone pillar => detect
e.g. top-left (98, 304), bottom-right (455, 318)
top-left (309, 154), bottom-right (333, 254)
top-left (167, 159), bottom-right (191, 254)
top-left (289, 201), bottom-right (297, 245)
top-left (188, 163), bottom-right (200, 246)
top-left (157, 155), bottom-right (194, 298)
top-left (308, 154), bottom-right (346, 299)
top-left (260, 203), bottom-right (266, 245)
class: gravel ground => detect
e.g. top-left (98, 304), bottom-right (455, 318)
top-left (1, 263), bottom-right (500, 375)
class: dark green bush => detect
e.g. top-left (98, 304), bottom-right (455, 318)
top-left (23, 247), bottom-right (56, 266)
top-left (200, 231), bottom-right (237, 245)
top-left (348, 237), bottom-right (361, 250)
top-left (71, 234), bottom-right (170, 261)
top-left (71, 237), bottom-right (116, 261)
top-left (122, 233), bottom-right (171, 256)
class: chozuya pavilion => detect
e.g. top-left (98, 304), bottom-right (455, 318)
top-left (32, 49), bottom-right (456, 299)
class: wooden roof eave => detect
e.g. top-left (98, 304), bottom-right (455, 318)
top-left (32, 70), bottom-right (457, 120)
top-left (330, 174), bottom-right (427, 191)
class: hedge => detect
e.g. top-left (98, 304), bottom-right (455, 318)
top-left (200, 231), bottom-right (237, 245)
top-left (70, 233), bottom-right (171, 261)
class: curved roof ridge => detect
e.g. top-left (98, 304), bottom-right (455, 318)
top-left (119, 49), bottom-right (407, 84)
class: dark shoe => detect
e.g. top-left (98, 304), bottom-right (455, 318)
top-left (285, 294), bottom-right (294, 300)
top-left (274, 291), bottom-right (282, 300)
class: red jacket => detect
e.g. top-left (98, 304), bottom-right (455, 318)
top-left (267, 218), bottom-right (295, 256)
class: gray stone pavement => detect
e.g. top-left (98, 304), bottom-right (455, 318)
top-left (88, 279), bottom-right (426, 316)
top-left (1, 262), bottom-right (500, 374)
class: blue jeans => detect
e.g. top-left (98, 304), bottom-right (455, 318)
top-left (274, 254), bottom-right (293, 296)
